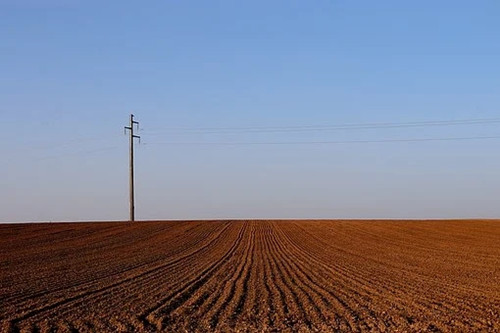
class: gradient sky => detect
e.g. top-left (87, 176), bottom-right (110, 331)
top-left (1, 0), bottom-right (500, 222)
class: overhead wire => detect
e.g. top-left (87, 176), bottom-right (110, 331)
top-left (12, 117), bottom-right (499, 158)
top-left (143, 135), bottom-right (500, 146)
top-left (144, 117), bottom-right (500, 135)
top-left (141, 116), bottom-right (500, 146)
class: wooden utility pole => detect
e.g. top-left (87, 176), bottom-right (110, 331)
top-left (125, 114), bottom-right (140, 222)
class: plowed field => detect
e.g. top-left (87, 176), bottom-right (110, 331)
top-left (1, 220), bottom-right (499, 332)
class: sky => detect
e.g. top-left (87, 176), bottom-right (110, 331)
top-left (1, 0), bottom-right (500, 222)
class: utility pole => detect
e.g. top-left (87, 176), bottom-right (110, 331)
top-left (125, 114), bottom-right (140, 222)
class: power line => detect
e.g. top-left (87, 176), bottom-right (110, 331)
top-left (144, 117), bottom-right (500, 134)
top-left (143, 135), bottom-right (500, 146)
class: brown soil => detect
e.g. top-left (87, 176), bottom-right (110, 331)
top-left (1, 220), bottom-right (499, 332)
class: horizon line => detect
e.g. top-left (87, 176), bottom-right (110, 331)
top-left (1, 217), bottom-right (499, 224)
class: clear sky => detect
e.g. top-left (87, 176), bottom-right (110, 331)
top-left (1, 0), bottom-right (500, 222)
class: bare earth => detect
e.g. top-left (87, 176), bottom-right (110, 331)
top-left (1, 220), bottom-right (499, 332)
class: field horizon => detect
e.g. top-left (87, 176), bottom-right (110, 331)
top-left (2, 218), bottom-right (500, 224)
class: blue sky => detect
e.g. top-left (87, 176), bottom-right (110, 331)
top-left (1, 0), bottom-right (499, 221)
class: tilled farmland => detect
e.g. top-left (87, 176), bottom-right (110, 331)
top-left (1, 220), bottom-right (499, 332)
